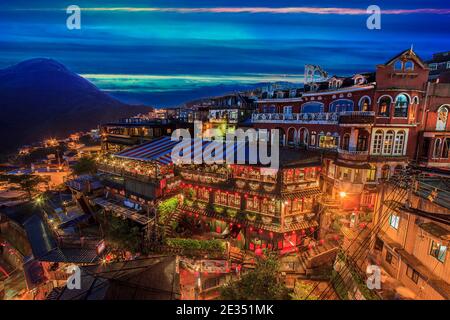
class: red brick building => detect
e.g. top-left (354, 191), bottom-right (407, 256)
top-left (252, 49), bottom-right (449, 212)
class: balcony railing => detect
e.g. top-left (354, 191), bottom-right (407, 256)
top-left (252, 112), bottom-right (339, 124)
top-left (337, 148), bottom-right (369, 155)
top-left (338, 111), bottom-right (375, 124)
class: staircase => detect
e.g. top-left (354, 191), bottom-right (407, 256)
top-left (163, 209), bottom-right (183, 238)
top-left (229, 246), bottom-right (244, 263)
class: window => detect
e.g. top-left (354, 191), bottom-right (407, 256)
top-left (378, 96), bottom-right (391, 117)
top-left (430, 241), bottom-right (447, 263)
top-left (433, 139), bottom-right (442, 158)
top-left (367, 165), bottom-right (377, 182)
top-left (383, 130), bottom-right (395, 154)
top-left (394, 60), bottom-right (403, 70)
top-left (319, 132), bottom-right (338, 149)
top-left (357, 134), bottom-right (368, 151)
top-left (386, 251), bottom-right (393, 264)
top-left (310, 132), bottom-right (316, 146)
top-left (302, 102), bottom-right (324, 113)
top-left (393, 130), bottom-right (406, 155)
top-left (443, 138), bottom-right (450, 159)
top-left (436, 105), bottom-right (449, 131)
top-left (372, 130), bottom-right (383, 154)
top-left (359, 97), bottom-right (371, 111)
top-left (389, 214), bottom-right (400, 229)
top-left (406, 266), bottom-right (419, 284)
top-left (429, 63), bottom-right (437, 71)
top-left (283, 106), bottom-right (293, 114)
top-left (381, 165), bottom-right (391, 180)
top-left (394, 94), bottom-right (409, 118)
top-left (329, 99), bottom-right (354, 112)
top-left (342, 133), bottom-right (350, 150)
top-left (404, 60), bottom-right (414, 71)
top-left (447, 61), bottom-right (450, 69)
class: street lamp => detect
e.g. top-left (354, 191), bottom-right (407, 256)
top-left (339, 191), bottom-right (347, 199)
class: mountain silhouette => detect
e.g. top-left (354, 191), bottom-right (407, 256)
top-left (0, 58), bottom-right (152, 152)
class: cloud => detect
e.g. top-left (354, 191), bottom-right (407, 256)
top-left (11, 7), bottom-right (450, 15)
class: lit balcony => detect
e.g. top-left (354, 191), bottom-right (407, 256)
top-left (252, 112), bottom-right (339, 124)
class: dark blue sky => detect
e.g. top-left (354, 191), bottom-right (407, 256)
top-left (1, 1), bottom-right (449, 106)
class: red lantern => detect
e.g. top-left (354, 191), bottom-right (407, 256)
top-left (249, 226), bottom-right (253, 232)
top-left (237, 224), bottom-right (241, 228)
top-left (334, 235), bottom-right (339, 241)
top-left (258, 229), bottom-right (263, 234)
top-left (269, 232), bottom-right (274, 239)
top-left (301, 229), bottom-right (306, 235)
top-left (319, 239), bottom-right (325, 245)
top-left (255, 248), bottom-right (263, 256)
top-left (309, 227), bottom-right (315, 233)
top-left (308, 244), bottom-right (313, 250)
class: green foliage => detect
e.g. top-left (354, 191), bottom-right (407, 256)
top-left (226, 208), bottom-right (238, 218)
top-left (19, 146), bottom-right (67, 165)
top-left (220, 254), bottom-right (290, 300)
top-left (290, 281), bottom-right (319, 300)
top-left (165, 238), bottom-right (226, 252)
top-left (158, 196), bottom-right (179, 224)
top-left (331, 270), bottom-right (349, 300)
top-left (99, 214), bottom-right (142, 253)
top-left (184, 199), bottom-right (194, 207)
top-left (72, 156), bottom-right (97, 175)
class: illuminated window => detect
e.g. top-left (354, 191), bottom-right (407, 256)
top-left (436, 105), bottom-right (449, 131)
top-left (367, 165), bottom-right (377, 182)
top-left (430, 241), bottom-right (447, 263)
top-left (389, 214), bottom-right (400, 229)
top-left (394, 94), bottom-right (409, 118)
top-left (378, 96), bottom-right (391, 117)
top-left (434, 139), bottom-right (442, 158)
top-left (372, 130), bottom-right (383, 154)
top-left (393, 130), bottom-right (406, 155)
top-left (383, 130), bottom-right (395, 154)
top-left (329, 99), bottom-right (354, 112)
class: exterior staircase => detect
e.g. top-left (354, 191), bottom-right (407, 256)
top-left (163, 209), bottom-right (183, 238)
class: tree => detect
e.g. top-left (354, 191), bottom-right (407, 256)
top-left (72, 156), bottom-right (97, 175)
top-left (98, 214), bottom-right (143, 254)
top-left (0, 174), bottom-right (45, 200)
top-left (220, 254), bottom-right (290, 300)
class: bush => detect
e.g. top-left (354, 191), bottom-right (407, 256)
top-left (165, 238), bottom-right (226, 252)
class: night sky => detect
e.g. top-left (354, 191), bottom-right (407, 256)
top-left (1, 0), bottom-right (449, 106)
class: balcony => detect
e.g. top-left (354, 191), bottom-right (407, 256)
top-left (337, 148), bottom-right (369, 161)
top-left (252, 112), bottom-right (339, 124)
top-left (338, 111), bottom-right (375, 125)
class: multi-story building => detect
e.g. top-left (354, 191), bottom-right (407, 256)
top-left (370, 174), bottom-right (450, 300)
top-left (251, 49), bottom-right (449, 215)
top-left (427, 51), bottom-right (450, 81)
top-left (100, 117), bottom-right (192, 152)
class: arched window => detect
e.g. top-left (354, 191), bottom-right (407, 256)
top-left (372, 130), bottom-right (383, 154)
top-left (302, 102), bottom-right (324, 113)
top-left (381, 165), bottom-right (391, 180)
top-left (342, 133), bottom-right (350, 150)
top-left (367, 165), bottom-right (377, 182)
top-left (436, 105), bottom-right (449, 131)
top-left (394, 60), bottom-right (403, 70)
top-left (359, 96), bottom-right (371, 111)
top-left (383, 130), bottom-right (395, 154)
top-left (412, 96), bottom-right (419, 105)
top-left (393, 130), bottom-right (406, 155)
top-left (443, 138), bottom-right (450, 159)
top-left (378, 96), bottom-right (391, 117)
top-left (310, 131), bottom-right (317, 146)
top-left (329, 99), bottom-right (354, 112)
top-left (394, 94), bottom-right (409, 118)
top-left (404, 61), bottom-right (414, 71)
top-left (434, 139), bottom-right (442, 158)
